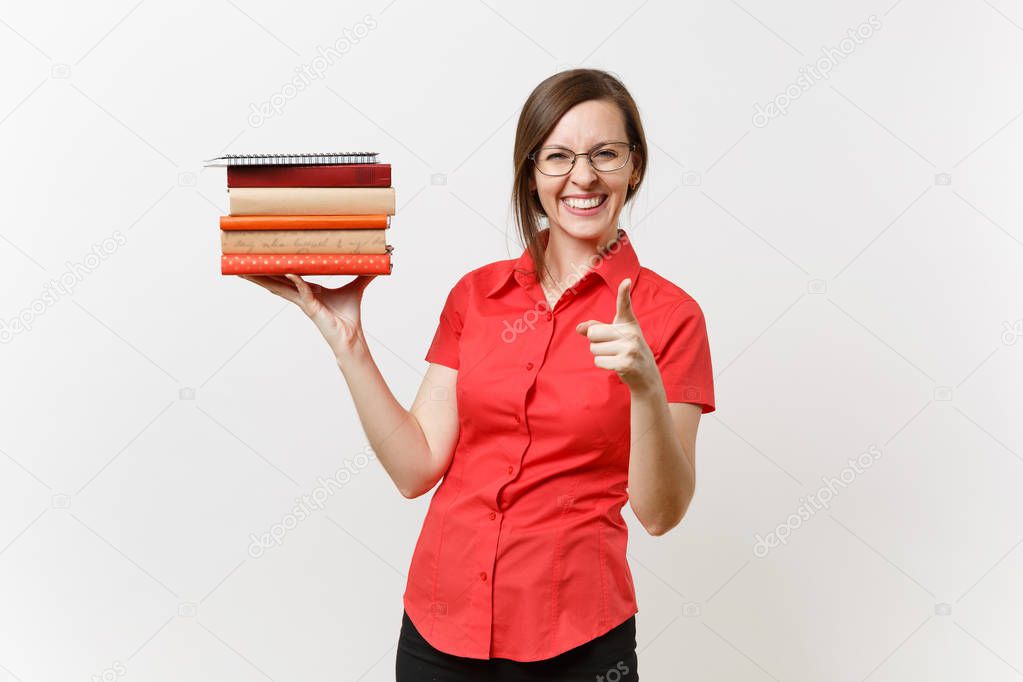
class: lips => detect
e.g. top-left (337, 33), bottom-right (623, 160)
top-left (559, 194), bottom-right (609, 217)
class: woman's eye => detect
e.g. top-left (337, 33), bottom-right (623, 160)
top-left (545, 152), bottom-right (568, 160)
top-left (594, 150), bottom-right (618, 159)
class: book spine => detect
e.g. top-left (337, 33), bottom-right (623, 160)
top-left (228, 187), bottom-right (396, 216)
top-left (221, 253), bottom-right (392, 275)
top-left (221, 229), bottom-right (387, 254)
top-left (219, 215), bottom-right (390, 230)
top-left (227, 164), bottom-right (391, 187)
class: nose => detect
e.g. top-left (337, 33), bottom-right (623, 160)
top-left (568, 155), bottom-right (598, 186)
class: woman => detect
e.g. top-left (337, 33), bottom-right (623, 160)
top-left (241, 68), bottom-right (715, 681)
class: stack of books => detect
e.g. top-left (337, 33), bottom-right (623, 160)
top-left (205, 152), bottom-right (395, 275)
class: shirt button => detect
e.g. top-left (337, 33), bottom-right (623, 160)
top-left (507, 465), bottom-right (514, 475)
top-left (514, 415), bottom-right (521, 424)
top-left (545, 311), bottom-right (553, 321)
top-left (526, 362), bottom-right (534, 370)
top-left (480, 571), bottom-right (487, 581)
top-left (489, 511), bottom-right (496, 520)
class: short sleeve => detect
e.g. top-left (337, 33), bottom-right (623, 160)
top-left (425, 276), bottom-right (469, 370)
top-left (654, 299), bottom-right (716, 413)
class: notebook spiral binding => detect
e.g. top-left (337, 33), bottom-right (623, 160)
top-left (204, 152), bottom-right (380, 167)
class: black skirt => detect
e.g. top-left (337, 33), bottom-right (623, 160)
top-left (395, 609), bottom-right (638, 681)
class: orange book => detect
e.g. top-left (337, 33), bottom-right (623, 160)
top-left (221, 252), bottom-right (392, 275)
top-left (220, 215), bottom-right (389, 230)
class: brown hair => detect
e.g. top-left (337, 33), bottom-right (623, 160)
top-left (511, 68), bottom-right (648, 285)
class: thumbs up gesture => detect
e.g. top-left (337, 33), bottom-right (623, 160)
top-left (575, 278), bottom-right (659, 394)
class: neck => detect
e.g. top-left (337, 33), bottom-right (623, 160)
top-left (541, 226), bottom-right (620, 290)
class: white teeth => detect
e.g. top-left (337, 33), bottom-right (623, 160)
top-left (562, 195), bottom-right (605, 209)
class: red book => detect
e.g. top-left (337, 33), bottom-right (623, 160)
top-left (219, 215), bottom-right (389, 230)
top-left (227, 164), bottom-right (391, 188)
top-left (222, 252), bottom-right (392, 275)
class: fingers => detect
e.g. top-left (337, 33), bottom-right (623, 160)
top-left (588, 338), bottom-right (629, 356)
top-left (284, 273), bottom-right (309, 294)
top-left (612, 278), bottom-right (636, 324)
top-left (284, 274), bottom-right (320, 314)
top-left (337, 274), bottom-right (376, 300)
top-left (238, 274), bottom-right (300, 303)
top-left (577, 320), bottom-right (632, 342)
top-left (350, 274), bottom-right (378, 291)
top-left (239, 274), bottom-right (293, 288)
top-left (242, 274), bottom-right (296, 292)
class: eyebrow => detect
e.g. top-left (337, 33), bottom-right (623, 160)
top-left (539, 139), bottom-right (620, 151)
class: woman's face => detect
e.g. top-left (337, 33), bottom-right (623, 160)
top-left (530, 99), bottom-right (639, 243)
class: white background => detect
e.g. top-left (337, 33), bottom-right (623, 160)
top-left (1, 0), bottom-right (1021, 680)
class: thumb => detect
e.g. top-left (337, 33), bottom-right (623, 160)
top-left (347, 274), bottom-right (377, 297)
top-left (612, 278), bottom-right (636, 324)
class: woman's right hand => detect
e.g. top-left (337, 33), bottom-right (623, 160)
top-left (238, 273), bottom-right (376, 360)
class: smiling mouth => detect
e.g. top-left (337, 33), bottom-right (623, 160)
top-left (560, 195), bottom-right (608, 210)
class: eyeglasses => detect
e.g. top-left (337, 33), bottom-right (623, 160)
top-left (528, 141), bottom-right (636, 176)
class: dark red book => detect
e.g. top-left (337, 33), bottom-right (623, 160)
top-left (227, 163), bottom-right (391, 188)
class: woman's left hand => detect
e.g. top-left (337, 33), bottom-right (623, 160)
top-left (575, 278), bottom-right (662, 395)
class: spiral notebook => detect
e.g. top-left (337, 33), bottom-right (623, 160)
top-left (204, 152), bottom-right (380, 167)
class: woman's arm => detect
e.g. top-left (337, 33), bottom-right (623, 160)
top-left (338, 340), bottom-right (459, 498)
top-left (238, 273), bottom-right (459, 499)
top-left (626, 388), bottom-right (700, 535)
top-left (576, 278), bottom-right (708, 536)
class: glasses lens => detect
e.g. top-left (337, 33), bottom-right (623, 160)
top-left (535, 148), bottom-right (574, 175)
top-left (590, 143), bottom-right (631, 172)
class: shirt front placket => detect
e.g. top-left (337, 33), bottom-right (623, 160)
top-left (469, 270), bottom-right (602, 650)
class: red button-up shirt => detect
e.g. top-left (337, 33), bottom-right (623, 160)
top-left (404, 227), bottom-right (715, 661)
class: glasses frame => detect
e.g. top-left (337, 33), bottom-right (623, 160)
top-left (528, 141), bottom-right (636, 177)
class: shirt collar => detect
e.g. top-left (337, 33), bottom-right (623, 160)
top-left (484, 227), bottom-right (641, 299)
